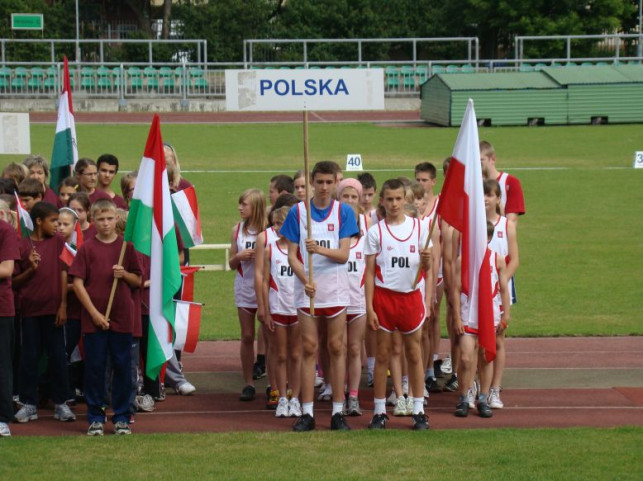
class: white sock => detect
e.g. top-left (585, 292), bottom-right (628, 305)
top-left (367, 357), bottom-right (375, 371)
top-left (413, 397), bottom-right (424, 415)
top-left (373, 398), bottom-right (386, 415)
top-left (302, 402), bottom-right (314, 417)
top-left (433, 354), bottom-right (439, 361)
top-left (332, 402), bottom-right (344, 415)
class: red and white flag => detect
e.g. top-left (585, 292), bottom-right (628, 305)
top-left (173, 300), bottom-right (202, 353)
top-left (171, 186), bottom-right (203, 248)
top-left (437, 99), bottom-right (495, 362)
top-left (59, 220), bottom-right (83, 267)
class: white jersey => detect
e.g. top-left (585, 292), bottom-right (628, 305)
top-left (421, 196), bottom-right (442, 281)
top-left (365, 215), bottom-right (428, 293)
top-left (294, 200), bottom-right (350, 308)
top-left (369, 208), bottom-right (379, 226)
top-left (268, 242), bottom-right (296, 316)
top-left (234, 222), bottom-right (258, 308)
top-left (346, 214), bottom-right (367, 315)
top-left (488, 215), bottom-right (514, 304)
top-left (497, 172), bottom-right (509, 211)
top-left (264, 226), bottom-right (278, 248)
top-left (460, 249), bottom-right (501, 329)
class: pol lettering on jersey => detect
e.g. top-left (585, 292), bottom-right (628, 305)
top-left (225, 69), bottom-right (385, 112)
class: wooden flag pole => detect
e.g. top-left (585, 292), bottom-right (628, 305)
top-left (412, 215), bottom-right (438, 290)
top-left (303, 110), bottom-right (314, 316)
top-left (105, 241), bottom-right (128, 323)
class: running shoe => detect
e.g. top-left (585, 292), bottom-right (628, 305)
top-left (317, 384), bottom-right (332, 402)
top-left (14, 404), bottom-right (37, 423)
top-left (405, 396), bottom-right (414, 416)
top-left (425, 377), bottom-right (440, 393)
top-left (266, 389), bottom-right (279, 410)
top-left (477, 394), bottom-right (493, 418)
top-left (412, 413), bottom-right (430, 430)
top-left (441, 355), bottom-right (453, 374)
top-left (288, 398), bottom-right (302, 417)
top-left (368, 413), bottom-right (389, 430)
top-left (330, 412), bottom-right (351, 431)
top-left (53, 403), bottom-right (76, 422)
top-left (292, 413), bottom-right (315, 432)
top-left (489, 388), bottom-right (504, 409)
top-left (239, 385), bottom-right (255, 402)
top-left (393, 395), bottom-right (407, 416)
top-left (252, 362), bottom-right (266, 380)
top-left (176, 381), bottom-right (196, 396)
top-left (275, 399), bottom-right (289, 418)
top-left (444, 374), bottom-right (459, 392)
top-left (314, 372), bottom-right (324, 388)
top-left (136, 394), bottom-right (155, 412)
top-left (344, 396), bottom-right (362, 416)
top-left (455, 396), bottom-right (469, 417)
top-left (114, 421), bottom-right (132, 435)
top-left (87, 422), bottom-right (104, 436)
top-left (0, 422), bottom-right (10, 437)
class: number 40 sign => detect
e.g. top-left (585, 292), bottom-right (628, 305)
top-left (346, 154), bottom-right (363, 172)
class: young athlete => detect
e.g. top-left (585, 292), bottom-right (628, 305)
top-left (163, 143), bottom-right (192, 193)
top-left (281, 161), bottom-right (359, 431)
top-left (484, 179), bottom-right (519, 409)
top-left (453, 221), bottom-right (511, 418)
top-left (96, 154), bottom-right (128, 209)
top-left (365, 179), bottom-right (432, 430)
top-left (268, 175), bottom-right (294, 207)
top-left (293, 170), bottom-right (308, 201)
top-left (70, 199), bottom-right (142, 435)
top-left (337, 178), bottom-right (370, 416)
top-left (69, 192), bottom-right (95, 240)
top-left (230, 188), bottom-right (266, 402)
top-left (479, 141), bottom-right (526, 225)
top-left (12, 202), bottom-right (75, 424)
top-left (74, 158), bottom-right (111, 205)
top-left (262, 206), bottom-right (302, 418)
top-left (0, 200), bottom-right (20, 436)
top-left (58, 177), bottom-right (79, 206)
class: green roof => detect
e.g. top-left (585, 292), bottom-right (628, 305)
top-left (435, 72), bottom-right (559, 90)
top-left (542, 65), bottom-right (643, 85)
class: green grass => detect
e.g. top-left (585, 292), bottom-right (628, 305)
top-left (12, 122), bottom-right (643, 338)
top-left (2, 427), bottom-right (642, 480)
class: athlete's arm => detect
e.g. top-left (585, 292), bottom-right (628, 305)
top-left (506, 219), bottom-right (519, 279)
top-left (365, 254), bottom-right (379, 331)
top-left (497, 254), bottom-right (511, 332)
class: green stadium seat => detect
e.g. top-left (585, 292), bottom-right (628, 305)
top-left (400, 65), bottom-right (415, 88)
top-left (519, 64), bottom-right (534, 72)
top-left (128, 67), bottom-right (143, 90)
top-left (97, 76), bottom-right (112, 90)
top-left (415, 65), bottom-right (429, 83)
top-left (161, 77), bottom-right (175, 93)
top-left (431, 65), bottom-right (444, 75)
top-left (446, 65), bottom-right (460, 73)
top-left (27, 68), bottom-right (44, 89)
top-left (461, 64), bottom-right (475, 73)
top-left (309, 66), bottom-right (322, 69)
top-left (44, 66), bottom-right (58, 90)
top-left (144, 67), bottom-right (159, 90)
top-left (581, 62), bottom-right (593, 67)
top-left (97, 66), bottom-right (111, 78)
top-left (596, 61), bottom-right (608, 66)
top-left (193, 77), bottom-right (208, 92)
top-left (158, 66), bottom-right (173, 78)
top-left (566, 62), bottom-right (578, 67)
top-left (534, 63), bottom-right (547, 71)
top-left (0, 77), bottom-right (8, 91)
top-left (13, 67), bottom-right (28, 78)
top-left (81, 76), bottom-right (95, 90)
top-left (189, 67), bottom-right (204, 78)
top-left (11, 77), bottom-right (25, 91)
top-left (0, 67), bottom-right (10, 80)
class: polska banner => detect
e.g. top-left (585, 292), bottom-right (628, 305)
top-left (225, 69), bottom-right (385, 111)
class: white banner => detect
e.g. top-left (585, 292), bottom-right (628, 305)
top-left (0, 113), bottom-right (30, 154)
top-left (225, 69), bottom-right (385, 111)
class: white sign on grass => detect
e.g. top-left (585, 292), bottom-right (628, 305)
top-left (346, 154), bottom-right (363, 171)
top-left (634, 151), bottom-right (643, 169)
top-left (0, 113), bottom-right (31, 154)
top-left (225, 69), bottom-right (385, 111)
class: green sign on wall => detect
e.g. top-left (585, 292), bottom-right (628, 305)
top-left (11, 14), bottom-right (44, 30)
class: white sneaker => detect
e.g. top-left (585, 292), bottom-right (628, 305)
top-left (136, 394), bottom-right (155, 412)
top-left (314, 373), bottom-right (324, 388)
top-left (54, 403), bottom-right (76, 422)
top-left (0, 422), bottom-right (10, 437)
top-left (393, 396), bottom-right (407, 416)
top-left (489, 388), bottom-right (504, 409)
top-left (288, 398), bottom-right (302, 417)
top-left (14, 404), bottom-right (37, 423)
top-left (441, 355), bottom-right (452, 374)
top-left (275, 399), bottom-right (289, 418)
top-left (176, 382), bottom-right (196, 396)
top-left (405, 396), bottom-right (414, 416)
top-left (317, 384), bottom-right (332, 402)
top-left (386, 391), bottom-right (397, 406)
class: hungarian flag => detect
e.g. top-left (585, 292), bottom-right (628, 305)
top-left (173, 300), bottom-right (202, 353)
top-left (171, 186), bottom-right (203, 248)
top-left (124, 115), bottom-right (182, 379)
top-left (14, 192), bottom-right (33, 238)
top-left (180, 265), bottom-right (201, 302)
top-left (437, 99), bottom-right (495, 362)
top-left (59, 220), bottom-right (83, 267)
top-left (50, 56), bottom-right (78, 194)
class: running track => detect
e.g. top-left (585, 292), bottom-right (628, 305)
top-left (14, 337), bottom-right (643, 436)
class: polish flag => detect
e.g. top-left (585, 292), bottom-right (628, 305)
top-left (437, 99), bottom-right (495, 362)
top-left (173, 300), bottom-right (202, 353)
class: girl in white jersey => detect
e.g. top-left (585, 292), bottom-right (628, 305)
top-left (484, 179), bottom-right (519, 409)
top-left (229, 188), bottom-right (266, 402)
top-left (338, 179), bottom-right (371, 416)
top-left (262, 207), bottom-right (302, 419)
top-left (365, 179), bottom-right (433, 430)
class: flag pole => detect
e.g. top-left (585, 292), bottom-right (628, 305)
top-left (303, 110), bottom-right (314, 316)
top-left (412, 215), bottom-right (438, 290)
top-left (105, 241), bottom-right (128, 323)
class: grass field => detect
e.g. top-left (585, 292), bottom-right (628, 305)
top-left (8, 122), bottom-right (642, 339)
top-left (2, 426), bottom-right (642, 480)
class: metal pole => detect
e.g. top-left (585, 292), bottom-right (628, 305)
top-left (639, 0), bottom-right (642, 59)
top-left (149, 41), bottom-right (153, 65)
top-left (566, 37), bottom-right (571, 61)
top-left (75, 0), bottom-right (80, 63)
top-left (303, 40), bottom-right (307, 65)
top-left (358, 40), bottom-right (362, 65)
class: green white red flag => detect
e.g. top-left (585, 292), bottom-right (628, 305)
top-left (14, 192), bottom-right (33, 238)
top-left (124, 115), bottom-right (182, 379)
top-left (171, 186), bottom-right (203, 248)
top-left (50, 56), bottom-right (78, 194)
top-left (173, 300), bottom-right (202, 353)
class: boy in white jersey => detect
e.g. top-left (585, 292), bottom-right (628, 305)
top-left (280, 161), bottom-right (359, 431)
top-left (453, 221), bottom-right (510, 418)
top-left (365, 179), bottom-right (433, 430)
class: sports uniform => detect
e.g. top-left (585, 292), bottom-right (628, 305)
top-left (496, 172), bottom-right (525, 217)
top-left (488, 215), bottom-right (516, 304)
top-left (365, 216), bottom-right (429, 334)
top-left (233, 222), bottom-right (258, 309)
top-left (268, 242), bottom-right (297, 326)
top-left (346, 214), bottom-right (367, 322)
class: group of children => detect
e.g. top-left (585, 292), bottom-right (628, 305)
top-left (231, 141), bottom-right (524, 431)
top-left (0, 144), bottom-right (197, 437)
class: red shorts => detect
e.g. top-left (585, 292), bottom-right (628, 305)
top-left (240, 307), bottom-right (258, 315)
top-left (373, 286), bottom-right (425, 334)
top-left (271, 314), bottom-right (298, 327)
top-left (298, 306), bottom-right (346, 319)
top-left (346, 312), bottom-right (365, 324)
